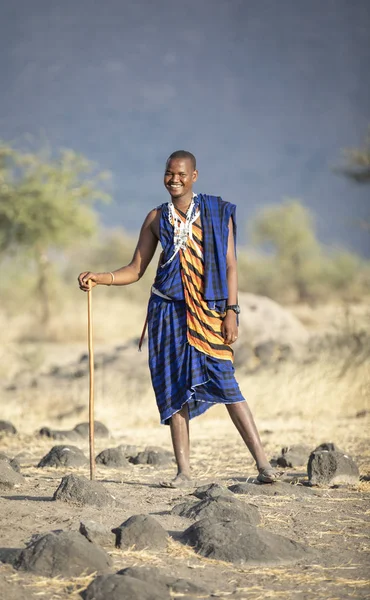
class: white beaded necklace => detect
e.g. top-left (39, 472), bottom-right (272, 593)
top-left (161, 193), bottom-right (199, 267)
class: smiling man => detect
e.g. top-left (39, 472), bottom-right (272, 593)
top-left (78, 150), bottom-right (278, 486)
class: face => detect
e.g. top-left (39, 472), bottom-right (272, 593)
top-left (164, 158), bottom-right (198, 200)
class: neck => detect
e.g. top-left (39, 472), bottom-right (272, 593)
top-left (171, 191), bottom-right (194, 210)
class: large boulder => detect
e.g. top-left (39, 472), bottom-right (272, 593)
top-left (38, 445), bottom-right (88, 468)
top-left (53, 474), bottom-right (116, 507)
top-left (112, 515), bottom-right (168, 550)
top-left (237, 292), bottom-right (309, 349)
top-left (308, 450), bottom-right (359, 486)
top-left (181, 517), bottom-right (312, 564)
top-left (15, 531), bottom-right (111, 577)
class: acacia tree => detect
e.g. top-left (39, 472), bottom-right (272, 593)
top-left (250, 199), bottom-right (323, 302)
top-left (0, 144), bottom-right (111, 324)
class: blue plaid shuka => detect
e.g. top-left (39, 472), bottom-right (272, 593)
top-left (148, 194), bottom-right (245, 425)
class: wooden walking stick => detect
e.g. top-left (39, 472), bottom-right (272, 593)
top-left (87, 279), bottom-right (95, 480)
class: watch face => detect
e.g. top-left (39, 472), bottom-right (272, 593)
top-left (227, 305), bottom-right (240, 314)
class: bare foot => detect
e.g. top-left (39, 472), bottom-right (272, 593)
top-left (159, 472), bottom-right (192, 489)
top-left (256, 466), bottom-right (281, 484)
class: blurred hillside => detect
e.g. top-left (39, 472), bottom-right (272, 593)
top-left (0, 144), bottom-right (369, 346)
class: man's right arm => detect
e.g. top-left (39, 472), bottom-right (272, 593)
top-left (78, 209), bottom-right (160, 291)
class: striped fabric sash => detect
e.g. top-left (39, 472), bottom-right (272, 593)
top-left (176, 208), bottom-right (233, 362)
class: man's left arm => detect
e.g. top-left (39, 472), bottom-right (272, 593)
top-left (221, 216), bottom-right (239, 345)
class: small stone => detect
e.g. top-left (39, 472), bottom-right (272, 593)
top-left (131, 448), bottom-right (173, 466)
top-left (277, 444), bottom-right (311, 468)
top-left (0, 420), bottom-right (17, 435)
top-left (37, 445), bottom-right (88, 468)
top-left (181, 517), bottom-right (312, 564)
top-left (229, 481), bottom-right (317, 497)
top-left (73, 421), bottom-right (110, 438)
top-left (308, 450), bottom-right (359, 486)
top-left (38, 427), bottom-right (81, 441)
top-left (313, 442), bottom-right (344, 453)
top-left (0, 452), bottom-right (21, 473)
top-left (172, 495), bottom-right (260, 526)
top-left (118, 566), bottom-right (208, 596)
top-left (79, 520), bottom-right (115, 547)
top-left (0, 547), bottom-right (22, 566)
top-left (193, 482), bottom-right (233, 500)
top-left (82, 574), bottom-right (170, 600)
top-left (112, 514), bottom-right (168, 550)
top-left (0, 460), bottom-right (24, 489)
top-left (95, 447), bottom-right (130, 467)
top-left (53, 474), bottom-right (116, 507)
top-left (15, 530), bottom-right (111, 577)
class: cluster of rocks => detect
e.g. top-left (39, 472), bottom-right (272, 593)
top-left (36, 443), bottom-right (174, 470)
top-left (272, 442), bottom-right (360, 486)
top-left (38, 420), bottom-right (110, 442)
top-left (0, 478), bottom-right (314, 600)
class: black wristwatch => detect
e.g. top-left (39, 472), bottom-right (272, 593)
top-left (226, 304), bottom-right (240, 314)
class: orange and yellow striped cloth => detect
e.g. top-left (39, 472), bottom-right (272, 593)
top-left (176, 209), bottom-right (234, 362)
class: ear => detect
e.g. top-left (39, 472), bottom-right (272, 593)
top-left (192, 169), bottom-right (198, 182)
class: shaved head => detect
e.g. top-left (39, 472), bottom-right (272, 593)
top-left (167, 150), bottom-right (196, 171)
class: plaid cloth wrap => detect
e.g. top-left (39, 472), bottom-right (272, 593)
top-left (152, 194), bottom-right (237, 310)
top-left (148, 194), bottom-right (244, 425)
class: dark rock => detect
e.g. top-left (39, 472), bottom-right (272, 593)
top-left (38, 427), bottom-right (81, 441)
top-left (79, 520), bottom-right (115, 547)
top-left (131, 447), bottom-right (172, 466)
top-left (118, 566), bottom-right (208, 596)
top-left (308, 450), bottom-right (359, 486)
top-left (118, 444), bottom-right (138, 457)
top-left (254, 340), bottom-right (277, 364)
top-left (313, 442), bottom-right (344, 453)
top-left (0, 420), bottom-right (17, 435)
top-left (112, 514), bottom-right (168, 550)
top-left (37, 445), bottom-right (88, 468)
top-left (81, 574), bottom-right (170, 600)
top-left (38, 421), bottom-right (109, 441)
top-left (0, 460), bottom-right (24, 489)
top-left (172, 495), bottom-right (260, 526)
top-left (277, 445), bottom-right (311, 468)
top-left (229, 481), bottom-right (317, 497)
top-left (15, 530), bottom-right (111, 577)
top-left (74, 421), bottom-right (110, 438)
top-left (0, 452), bottom-right (21, 473)
top-left (193, 483), bottom-right (233, 500)
top-left (95, 447), bottom-right (130, 467)
top-left (181, 517), bottom-right (312, 564)
top-left (0, 547), bottom-right (22, 566)
top-left (53, 474), bottom-right (116, 507)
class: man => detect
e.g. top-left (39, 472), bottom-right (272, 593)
top-left (78, 150), bottom-right (278, 486)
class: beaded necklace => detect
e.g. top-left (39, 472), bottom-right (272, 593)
top-left (161, 193), bottom-right (199, 267)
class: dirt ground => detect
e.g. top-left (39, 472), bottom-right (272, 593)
top-left (0, 301), bottom-right (370, 599)
top-left (1, 408), bottom-right (369, 599)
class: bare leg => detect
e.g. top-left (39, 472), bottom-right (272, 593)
top-left (226, 401), bottom-right (272, 472)
top-left (160, 404), bottom-right (192, 487)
